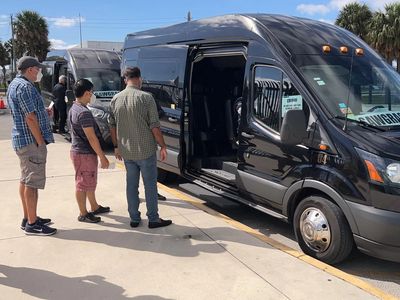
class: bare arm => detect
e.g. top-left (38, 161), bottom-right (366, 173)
top-left (110, 126), bottom-right (122, 161)
top-left (151, 127), bottom-right (167, 161)
top-left (82, 127), bottom-right (109, 168)
top-left (25, 112), bottom-right (45, 145)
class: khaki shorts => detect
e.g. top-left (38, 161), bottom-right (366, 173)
top-left (16, 143), bottom-right (47, 189)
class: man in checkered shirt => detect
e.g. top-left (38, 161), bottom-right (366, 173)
top-left (109, 67), bottom-right (172, 229)
top-left (7, 56), bottom-right (57, 236)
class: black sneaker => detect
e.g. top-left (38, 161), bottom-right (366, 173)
top-left (92, 205), bottom-right (110, 215)
top-left (78, 212), bottom-right (101, 223)
top-left (21, 217), bottom-right (52, 230)
top-left (25, 222), bottom-right (57, 236)
top-left (130, 221), bottom-right (140, 228)
top-left (148, 218), bottom-right (172, 229)
top-left (157, 193), bottom-right (167, 201)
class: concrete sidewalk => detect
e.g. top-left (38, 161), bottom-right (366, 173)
top-left (0, 139), bottom-right (383, 299)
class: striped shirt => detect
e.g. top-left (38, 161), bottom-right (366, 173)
top-left (6, 75), bottom-right (54, 151)
top-left (109, 86), bottom-right (160, 161)
top-left (69, 102), bottom-right (102, 155)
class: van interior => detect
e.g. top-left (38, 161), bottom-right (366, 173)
top-left (189, 54), bottom-right (246, 184)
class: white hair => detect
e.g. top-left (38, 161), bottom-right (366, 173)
top-left (59, 75), bottom-right (67, 84)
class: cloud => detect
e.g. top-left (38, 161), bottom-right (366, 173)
top-left (296, 0), bottom-right (394, 16)
top-left (0, 15), bottom-right (8, 28)
top-left (318, 18), bottom-right (335, 24)
top-left (46, 17), bottom-right (85, 28)
top-left (50, 39), bottom-right (77, 49)
top-left (297, 4), bottom-right (331, 15)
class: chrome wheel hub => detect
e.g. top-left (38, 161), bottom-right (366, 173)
top-left (299, 207), bottom-right (331, 252)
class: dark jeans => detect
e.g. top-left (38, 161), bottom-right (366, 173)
top-left (54, 105), bottom-right (67, 132)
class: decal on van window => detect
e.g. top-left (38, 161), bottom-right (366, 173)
top-left (356, 111), bottom-right (400, 126)
top-left (282, 95), bottom-right (303, 116)
top-left (93, 91), bottom-right (119, 98)
top-left (338, 102), bottom-right (353, 115)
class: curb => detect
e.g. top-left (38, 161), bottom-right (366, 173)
top-left (158, 183), bottom-right (398, 300)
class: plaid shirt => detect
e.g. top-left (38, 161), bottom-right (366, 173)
top-left (109, 86), bottom-right (160, 161)
top-left (6, 75), bottom-right (54, 151)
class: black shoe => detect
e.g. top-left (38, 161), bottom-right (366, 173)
top-left (21, 216), bottom-right (52, 230)
top-left (130, 221), bottom-right (140, 228)
top-left (157, 193), bottom-right (167, 201)
top-left (25, 222), bottom-right (57, 236)
top-left (78, 212), bottom-right (101, 223)
top-left (92, 205), bottom-right (111, 215)
top-left (148, 218), bottom-right (172, 229)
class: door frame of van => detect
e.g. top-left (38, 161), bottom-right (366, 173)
top-left (183, 43), bottom-right (248, 182)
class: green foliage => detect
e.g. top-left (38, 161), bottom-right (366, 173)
top-left (335, 2), bottom-right (372, 41)
top-left (14, 10), bottom-right (50, 61)
top-left (337, 2), bottom-right (400, 71)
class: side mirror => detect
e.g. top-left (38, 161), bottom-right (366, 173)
top-left (280, 109), bottom-right (307, 145)
top-left (66, 90), bottom-right (75, 104)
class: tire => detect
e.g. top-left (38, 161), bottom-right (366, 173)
top-left (157, 168), bottom-right (177, 184)
top-left (293, 196), bottom-right (354, 264)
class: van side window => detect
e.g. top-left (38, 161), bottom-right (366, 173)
top-left (41, 67), bottom-right (53, 93)
top-left (253, 66), bottom-right (283, 132)
top-left (140, 59), bottom-right (181, 110)
top-left (253, 66), bottom-right (308, 132)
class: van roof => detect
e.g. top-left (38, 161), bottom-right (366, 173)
top-left (124, 14), bottom-right (369, 55)
top-left (46, 48), bottom-right (121, 69)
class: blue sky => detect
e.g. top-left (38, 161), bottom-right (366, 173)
top-left (0, 0), bottom-right (393, 49)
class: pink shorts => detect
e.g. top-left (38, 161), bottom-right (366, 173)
top-left (70, 152), bottom-right (98, 192)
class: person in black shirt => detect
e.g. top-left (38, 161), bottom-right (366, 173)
top-left (52, 75), bottom-right (67, 133)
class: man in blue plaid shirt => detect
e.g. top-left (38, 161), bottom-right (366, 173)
top-left (7, 56), bottom-right (57, 236)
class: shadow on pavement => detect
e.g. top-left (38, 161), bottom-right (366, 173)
top-left (52, 213), bottom-right (276, 257)
top-left (0, 264), bottom-right (173, 300)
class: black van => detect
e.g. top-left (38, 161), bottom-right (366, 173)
top-left (121, 14), bottom-right (400, 264)
top-left (40, 48), bottom-right (122, 144)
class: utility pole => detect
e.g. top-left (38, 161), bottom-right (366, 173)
top-left (187, 11), bottom-right (192, 22)
top-left (79, 13), bottom-right (82, 48)
top-left (10, 14), bottom-right (16, 76)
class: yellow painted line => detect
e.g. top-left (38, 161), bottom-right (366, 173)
top-left (158, 183), bottom-right (399, 300)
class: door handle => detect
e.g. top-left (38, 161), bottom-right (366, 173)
top-left (168, 117), bottom-right (178, 123)
top-left (241, 132), bottom-right (255, 139)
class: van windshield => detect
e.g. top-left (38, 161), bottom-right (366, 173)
top-left (294, 53), bottom-right (400, 130)
top-left (76, 69), bottom-right (121, 98)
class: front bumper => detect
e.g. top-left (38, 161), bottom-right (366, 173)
top-left (354, 235), bottom-right (400, 263)
top-left (347, 201), bottom-right (400, 262)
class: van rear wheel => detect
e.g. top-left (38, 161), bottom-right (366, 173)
top-left (293, 196), bottom-right (354, 264)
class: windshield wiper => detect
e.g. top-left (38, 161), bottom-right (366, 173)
top-left (333, 115), bottom-right (386, 131)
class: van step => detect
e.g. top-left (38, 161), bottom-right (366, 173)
top-left (179, 183), bottom-right (240, 208)
top-left (188, 179), bottom-right (288, 221)
top-left (201, 168), bottom-right (236, 183)
top-left (222, 161), bottom-right (238, 174)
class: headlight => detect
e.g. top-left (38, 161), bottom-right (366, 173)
top-left (356, 147), bottom-right (400, 185)
top-left (386, 163), bottom-right (400, 183)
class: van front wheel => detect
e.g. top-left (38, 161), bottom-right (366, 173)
top-left (293, 196), bottom-right (353, 264)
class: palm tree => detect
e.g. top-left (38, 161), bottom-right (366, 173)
top-left (0, 42), bottom-right (10, 86)
top-left (384, 3), bottom-right (400, 72)
top-left (368, 11), bottom-right (392, 63)
top-left (13, 11), bottom-right (50, 61)
top-left (335, 2), bottom-right (372, 41)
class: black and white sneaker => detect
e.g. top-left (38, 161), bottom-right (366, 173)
top-left (78, 212), bottom-right (101, 223)
top-left (25, 222), bottom-right (57, 236)
top-left (21, 217), bottom-right (52, 230)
